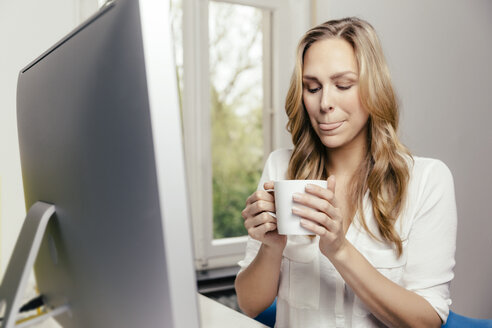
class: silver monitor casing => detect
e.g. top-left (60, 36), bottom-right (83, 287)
top-left (4, 0), bottom-right (200, 326)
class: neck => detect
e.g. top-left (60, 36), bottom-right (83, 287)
top-left (325, 126), bottom-right (368, 180)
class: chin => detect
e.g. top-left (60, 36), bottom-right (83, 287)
top-left (319, 137), bottom-right (345, 149)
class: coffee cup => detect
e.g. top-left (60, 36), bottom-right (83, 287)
top-left (273, 180), bottom-right (328, 235)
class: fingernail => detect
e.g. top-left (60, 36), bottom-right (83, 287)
top-left (292, 193), bottom-right (301, 201)
top-left (292, 206), bottom-right (300, 214)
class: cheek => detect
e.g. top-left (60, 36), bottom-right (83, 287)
top-left (302, 93), bottom-right (319, 116)
top-left (339, 89), bottom-right (361, 109)
top-left (341, 90), bottom-right (368, 119)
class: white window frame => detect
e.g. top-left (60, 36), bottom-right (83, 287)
top-left (182, 0), bottom-right (311, 269)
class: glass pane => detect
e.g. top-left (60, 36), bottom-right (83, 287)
top-left (209, 2), bottom-right (264, 239)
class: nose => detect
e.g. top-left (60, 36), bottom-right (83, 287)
top-left (320, 87), bottom-right (334, 112)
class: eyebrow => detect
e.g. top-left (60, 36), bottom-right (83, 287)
top-left (302, 71), bottom-right (358, 81)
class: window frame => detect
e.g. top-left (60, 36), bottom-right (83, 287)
top-left (182, 0), bottom-right (311, 269)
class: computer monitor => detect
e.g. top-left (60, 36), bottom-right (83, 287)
top-left (0, 0), bottom-right (200, 327)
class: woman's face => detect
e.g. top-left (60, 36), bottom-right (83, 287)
top-left (302, 38), bottom-right (369, 151)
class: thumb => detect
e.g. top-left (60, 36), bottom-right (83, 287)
top-left (327, 175), bottom-right (336, 192)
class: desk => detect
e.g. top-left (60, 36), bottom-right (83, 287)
top-left (26, 293), bottom-right (267, 327)
top-left (199, 294), bottom-right (268, 328)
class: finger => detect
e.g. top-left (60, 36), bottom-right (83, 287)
top-left (304, 181), bottom-right (338, 208)
top-left (242, 198), bottom-right (276, 220)
top-left (244, 212), bottom-right (277, 230)
top-left (263, 180), bottom-right (275, 191)
top-left (246, 189), bottom-right (275, 206)
top-left (293, 190), bottom-right (338, 218)
top-left (248, 221), bottom-right (277, 240)
top-left (299, 218), bottom-right (329, 237)
top-left (293, 206), bottom-right (338, 231)
top-left (261, 221), bottom-right (277, 234)
top-left (264, 181), bottom-right (275, 199)
top-left (252, 199), bottom-right (275, 215)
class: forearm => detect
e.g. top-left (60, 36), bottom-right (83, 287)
top-left (235, 244), bottom-right (283, 318)
top-left (329, 242), bottom-right (442, 328)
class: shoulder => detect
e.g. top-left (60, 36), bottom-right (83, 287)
top-left (409, 156), bottom-right (454, 187)
top-left (263, 148), bottom-right (292, 174)
top-left (257, 148), bottom-right (293, 188)
top-left (399, 156), bottom-right (457, 242)
top-left (266, 148), bottom-right (293, 164)
top-left (406, 156), bottom-right (456, 215)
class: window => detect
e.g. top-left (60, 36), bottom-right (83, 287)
top-left (171, 0), bottom-right (310, 269)
top-left (209, 2), bottom-right (266, 239)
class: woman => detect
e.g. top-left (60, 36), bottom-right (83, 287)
top-left (235, 17), bottom-right (457, 327)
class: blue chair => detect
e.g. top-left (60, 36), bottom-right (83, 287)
top-left (254, 298), bottom-right (277, 327)
top-left (254, 301), bottom-right (492, 328)
top-left (442, 311), bottom-right (492, 328)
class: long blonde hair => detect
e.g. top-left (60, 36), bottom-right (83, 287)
top-left (285, 17), bottom-right (412, 255)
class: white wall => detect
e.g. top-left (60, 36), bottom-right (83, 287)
top-left (0, 0), bottom-right (98, 285)
top-left (0, 0), bottom-right (71, 280)
top-left (0, 2), bottom-right (97, 326)
top-left (273, 0), bottom-right (312, 150)
top-left (315, 0), bottom-right (492, 319)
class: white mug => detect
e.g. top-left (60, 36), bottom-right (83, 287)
top-left (273, 180), bottom-right (328, 235)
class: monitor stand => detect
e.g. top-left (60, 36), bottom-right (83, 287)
top-left (0, 201), bottom-right (69, 328)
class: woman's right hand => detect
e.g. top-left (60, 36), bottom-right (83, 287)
top-left (241, 181), bottom-right (287, 252)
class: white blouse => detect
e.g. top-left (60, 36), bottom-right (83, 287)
top-left (238, 149), bottom-right (457, 328)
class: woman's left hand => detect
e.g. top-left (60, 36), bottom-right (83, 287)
top-left (292, 175), bottom-right (348, 259)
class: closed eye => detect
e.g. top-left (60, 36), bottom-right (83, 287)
top-left (307, 87), bottom-right (321, 93)
top-left (336, 85), bottom-right (352, 91)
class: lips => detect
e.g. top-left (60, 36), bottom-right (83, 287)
top-left (318, 121), bottom-right (344, 131)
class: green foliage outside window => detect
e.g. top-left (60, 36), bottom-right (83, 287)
top-left (209, 2), bottom-right (264, 239)
top-left (211, 87), bottom-right (263, 238)
top-left (171, 0), bottom-right (264, 239)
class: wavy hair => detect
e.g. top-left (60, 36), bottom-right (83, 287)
top-left (285, 17), bottom-right (412, 255)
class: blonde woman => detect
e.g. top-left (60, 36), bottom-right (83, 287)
top-left (235, 17), bottom-right (457, 327)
